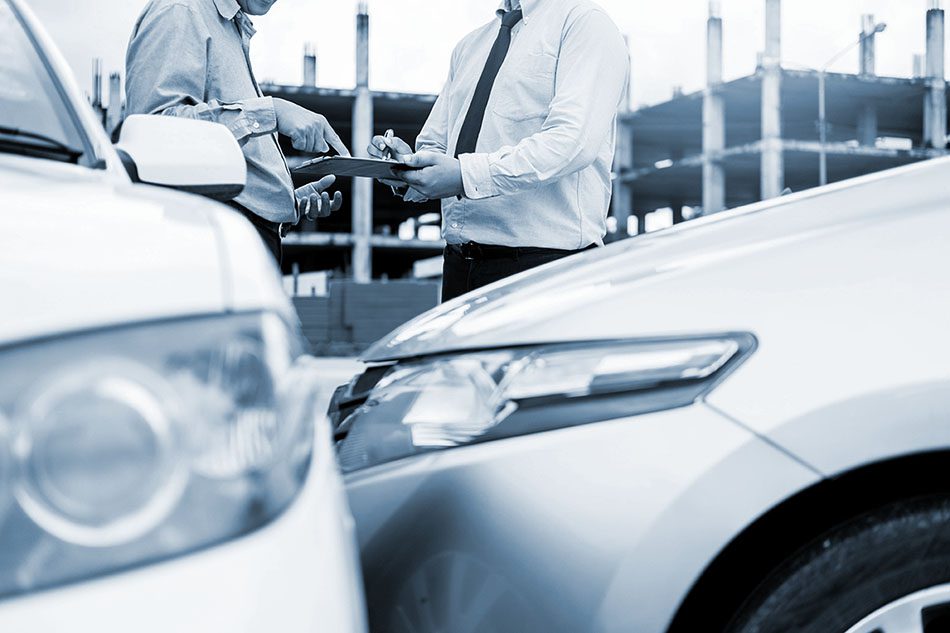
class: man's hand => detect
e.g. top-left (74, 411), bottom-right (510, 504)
top-left (296, 175), bottom-right (343, 220)
top-left (368, 133), bottom-right (413, 189)
top-left (397, 152), bottom-right (464, 200)
top-left (368, 133), bottom-right (412, 160)
top-left (275, 98), bottom-right (350, 156)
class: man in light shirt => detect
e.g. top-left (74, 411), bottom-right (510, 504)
top-left (127, 0), bottom-right (349, 265)
top-left (369, 0), bottom-right (629, 301)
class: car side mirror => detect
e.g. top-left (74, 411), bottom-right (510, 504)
top-left (115, 115), bottom-right (246, 201)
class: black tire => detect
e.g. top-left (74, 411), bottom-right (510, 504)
top-left (726, 496), bottom-right (950, 633)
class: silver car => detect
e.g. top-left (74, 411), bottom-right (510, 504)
top-left (332, 156), bottom-right (950, 633)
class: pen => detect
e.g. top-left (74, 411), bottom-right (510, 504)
top-left (383, 129), bottom-right (402, 197)
top-left (383, 129), bottom-right (395, 160)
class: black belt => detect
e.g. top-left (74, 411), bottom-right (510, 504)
top-left (447, 241), bottom-right (596, 261)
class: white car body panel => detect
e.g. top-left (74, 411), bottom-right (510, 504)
top-left (1, 0), bottom-right (367, 628)
top-left (0, 414), bottom-right (367, 633)
top-left (0, 155), bottom-right (226, 343)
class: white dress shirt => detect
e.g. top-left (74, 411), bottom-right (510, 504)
top-left (417, 0), bottom-right (629, 250)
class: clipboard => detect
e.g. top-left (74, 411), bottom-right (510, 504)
top-left (293, 156), bottom-right (418, 180)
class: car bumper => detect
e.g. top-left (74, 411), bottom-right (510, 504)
top-left (0, 416), bottom-right (368, 633)
top-left (344, 402), bottom-right (817, 633)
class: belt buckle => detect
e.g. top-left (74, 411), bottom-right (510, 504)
top-left (461, 241), bottom-right (480, 260)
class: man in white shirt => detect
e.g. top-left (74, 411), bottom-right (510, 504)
top-left (369, 0), bottom-right (628, 301)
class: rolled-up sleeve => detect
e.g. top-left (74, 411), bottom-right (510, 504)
top-left (125, 3), bottom-right (277, 142)
top-left (459, 9), bottom-right (628, 199)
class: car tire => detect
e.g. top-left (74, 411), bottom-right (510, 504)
top-left (726, 496), bottom-right (950, 633)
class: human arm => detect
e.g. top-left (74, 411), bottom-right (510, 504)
top-left (457, 9), bottom-right (629, 199)
top-left (125, 4), bottom-right (348, 154)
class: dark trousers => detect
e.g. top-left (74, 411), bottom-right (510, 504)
top-left (441, 242), bottom-right (594, 302)
top-left (227, 202), bottom-right (283, 267)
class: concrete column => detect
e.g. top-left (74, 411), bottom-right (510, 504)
top-left (703, 2), bottom-right (725, 215)
top-left (106, 72), bottom-right (123, 136)
top-left (924, 4), bottom-right (947, 149)
top-left (91, 58), bottom-right (102, 109)
top-left (857, 105), bottom-right (877, 147)
top-left (611, 36), bottom-right (633, 235)
top-left (859, 14), bottom-right (876, 76)
top-left (857, 15), bottom-right (878, 147)
top-left (303, 43), bottom-right (317, 87)
top-left (760, 0), bottom-right (784, 200)
top-left (352, 3), bottom-right (373, 283)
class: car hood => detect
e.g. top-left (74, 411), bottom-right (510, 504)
top-left (363, 156), bottom-right (950, 362)
top-left (0, 155), bottom-right (286, 346)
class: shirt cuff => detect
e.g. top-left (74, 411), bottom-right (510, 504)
top-left (459, 153), bottom-right (497, 200)
top-left (240, 96), bottom-right (278, 136)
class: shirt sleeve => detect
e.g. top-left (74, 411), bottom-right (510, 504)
top-left (415, 40), bottom-right (465, 155)
top-left (125, 3), bottom-right (277, 143)
top-left (458, 9), bottom-right (629, 199)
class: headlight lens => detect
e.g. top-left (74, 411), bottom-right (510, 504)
top-left (0, 312), bottom-right (317, 599)
top-left (336, 334), bottom-right (755, 473)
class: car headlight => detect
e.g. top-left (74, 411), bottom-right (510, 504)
top-left (0, 312), bottom-right (319, 599)
top-left (336, 334), bottom-right (755, 473)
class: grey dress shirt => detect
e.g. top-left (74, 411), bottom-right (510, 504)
top-left (126, 0), bottom-right (296, 223)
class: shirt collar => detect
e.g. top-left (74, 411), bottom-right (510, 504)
top-left (213, 0), bottom-right (241, 20)
top-left (497, 0), bottom-right (534, 19)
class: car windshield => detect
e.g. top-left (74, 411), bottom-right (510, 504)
top-left (0, 0), bottom-right (88, 164)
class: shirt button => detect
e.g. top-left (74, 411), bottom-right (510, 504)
top-left (452, 223), bottom-right (460, 229)
top-left (252, 121), bottom-right (261, 129)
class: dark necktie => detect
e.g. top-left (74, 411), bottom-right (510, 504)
top-left (454, 9), bottom-right (524, 157)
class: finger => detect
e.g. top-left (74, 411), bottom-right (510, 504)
top-left (325, 125), bottom-right (351, 157)
top-left (301, 197), bottom-right (311, 219)
top-left (331, 191), bottom-right (343, 211)
top-left (391, 137), bottom-right (413, 154)
top-left (400, 171), bottom-right (425, 186)
top-left (315, 137), bottom-right (330, 154)
top-left (379, 178), bottom-right (404, 187)
top-left (315, 175), bottom-right (336, 192)
top-left (404, 152), bottom-right (438, 168)
top-left (404, 188), bottom-right (428, 203)
top-left (368, 143), bottom-right (386, 159)
top-left (292, 132), bottom-right (307, 151)
top-left (300, 130), bottom-right (315, 153)
top-left (319, 192), bottom-right (330, 217)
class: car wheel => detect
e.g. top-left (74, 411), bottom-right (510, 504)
top-left (726, 497), bottom-right (950, 633)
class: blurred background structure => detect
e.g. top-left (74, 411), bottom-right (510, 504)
top-left (85, 0), bottom-right (950, 352)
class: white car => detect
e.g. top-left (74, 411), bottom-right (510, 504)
top-left (333, 155), bottom-right (950, 632)
top-left (0, 1), bottom-right (366, 631)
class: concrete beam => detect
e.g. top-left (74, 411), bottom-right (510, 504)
top-left (760, 0), bottom-right (783, 200)
top-left (352, 4), bottom-right (373, 283)
top-left (703, 5), bottom-right (725, 214)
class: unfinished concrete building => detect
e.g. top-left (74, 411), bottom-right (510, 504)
top-left (616, 0), bottom-right (950, 233)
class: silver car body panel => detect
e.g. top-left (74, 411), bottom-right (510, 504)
top-left (346, 404), bottom-right (818, 633)
top-left (364, 156), bottom-right (950, 365)
top-left (349, 156), bottom-right (950, 631)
